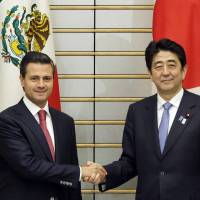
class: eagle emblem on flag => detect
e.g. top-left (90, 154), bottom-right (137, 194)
top-left (1, 3), bottom-right (50, 67)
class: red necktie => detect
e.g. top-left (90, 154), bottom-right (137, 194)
top-left (38, 110), bottom-right (55, 161)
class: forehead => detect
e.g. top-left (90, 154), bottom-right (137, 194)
top-left (26, 62), bottom-right (53, 75)
top-left (152, 50), bottom-right (180, 64)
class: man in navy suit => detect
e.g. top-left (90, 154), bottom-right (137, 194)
top-left (0, 52), bottom-right (106, 200)
top-left (86, 39), bottom-right (200, 200)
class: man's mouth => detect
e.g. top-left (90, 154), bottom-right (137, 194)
top-left (161, 79), bottom-right (173, 83)
top-left (35, 90), bottom-right (46, 94)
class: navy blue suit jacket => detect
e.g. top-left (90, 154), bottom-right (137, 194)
top-left (0, 99), bottom-right (82, 200)
top-left (100, 90), bottom-right (200, 200)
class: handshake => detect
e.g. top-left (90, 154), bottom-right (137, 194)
top-left (81, 161), bottom-right (107, 184)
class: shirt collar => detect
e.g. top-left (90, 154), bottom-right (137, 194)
top-left (157, 88), bottom-right (184, 110)
top-left (23, 96), bottom-right (51, 117)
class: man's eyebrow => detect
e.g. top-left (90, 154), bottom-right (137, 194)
top-left (167, 59), bottom-right (176, 63)
top-left (154, 60), bottom-right (163, 65)
top-left (154, 59), bottom-right (176, 65)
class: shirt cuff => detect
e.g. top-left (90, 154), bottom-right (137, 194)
top-left (79, 166), bottom-right (82, 181)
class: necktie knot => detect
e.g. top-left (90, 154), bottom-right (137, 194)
top-left (38, 109), bottom-right (46, 122)
top-left (163, 102), bottom-right (172, 111)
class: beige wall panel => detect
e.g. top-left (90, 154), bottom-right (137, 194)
top-left (95, 56), bottom-right (148, 74)
top-left (96, 33), bottom-right (152, 51)
top-left (77, 147), bottom-right (94, 190)
top-left (94, 178), bottom-right (136, 189)
top-left (95, 125), bottom-right (124, 143)
top-left (95, 148), bottom-right (137, 189)
top-left (50, 0), bottom-right (155, 198)
top-left (54, 33), bottom-right (94, 51)
top-left (96, 10), bottom-right (153, 28)
top-left (95, 148), bottom-right (121, 164)
top-left (59, 79), bottom-right (94, 97)
top-left (50, 0), bottom-right (94, 5)
top-left (95, 177), bottom-right (136, 190)
top-left (56, 56), bottom-right (94, 74)
top-left (78, 148), bottom-right (93, 166)
top-left (75, 125), bottom-right (94, 143)
top-left (96, 0), bottom-right (154, 4)
top-left (82, 194), bottom-right (93, 200)
top-left (81, 182), bottom-right (94, 190)
top-left (95, 194), bottom-right (135, 200)
top-left (81, 181), bottom-right (94, 190)
top-left (50, 0), bottom-right (154, 5)
top-left (61, 102), bottom-right (93, 120)
top-left (51, 10), bottom-right (94, 28)
top-left (95, 102), bottom-right (130, 120)
top-left (95, 79), bottom-right (152, 97)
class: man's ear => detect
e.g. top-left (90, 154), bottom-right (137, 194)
top-left (182, 64), bottom-right (188, 80)
top-left (19, 75), bottom-right (24, 87)
top-left (148, 69), bottom-right (152, 79)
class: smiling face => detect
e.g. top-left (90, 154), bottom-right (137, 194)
top-left (149, 50), bottom-right (187, 100)
top-left (20, 62), bottom-right (54, 108)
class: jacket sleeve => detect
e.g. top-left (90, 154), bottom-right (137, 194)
top-left (0, 114), bottom-right (80, 189)
top-left (68, 119), bottom-right (82, 200)
top-left (99, 104), bottom-right (137, 191)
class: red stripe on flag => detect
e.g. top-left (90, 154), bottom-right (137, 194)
top-left (48, 65), bottom-right (61, 110)
top-left (153, 0), bottom-right (200, 89)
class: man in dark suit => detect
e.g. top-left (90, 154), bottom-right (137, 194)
top-left (86, 38), bottom-right (200, 200)
top-left (0, 52), bottom-right (106, 200)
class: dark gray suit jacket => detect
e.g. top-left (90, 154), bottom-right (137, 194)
top-left (100, 90), bottom-right (200, 200)
top-left (0, 100), bottom-right (82, 200)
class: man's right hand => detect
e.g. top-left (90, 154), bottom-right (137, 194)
top-left (81, 161), bottom-right (107, 184)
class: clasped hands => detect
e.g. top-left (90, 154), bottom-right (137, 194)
top-left (81, 161), bottom-right (107, 184)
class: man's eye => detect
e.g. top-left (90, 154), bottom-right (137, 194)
top-left (154, 65), bottom-right (163, 69)
top-left (44, 77), bottom-right (52, 81)
top-left (168, 64), bottom-right (176, 68)
top-left (31, 77), bottom-right (37, 81)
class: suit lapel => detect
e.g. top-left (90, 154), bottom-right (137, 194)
top-left (49, 108), bottom-right (61, 162)
top-left (162, 91), bottom-right (198, 157)
top-left (144, 95), bottom-right (162, 159)
top-left (16, 100), bottom-right (53, 161)
top-left (50, 108), bottom-right (73, 164)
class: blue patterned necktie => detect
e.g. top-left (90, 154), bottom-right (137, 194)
top-left (159, 102), bottom-right (172, 153)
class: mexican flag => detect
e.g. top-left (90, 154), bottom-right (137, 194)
top-left (153, 0), bottom-right (200, 94)
top-left (0, 0), bottom-right (60, 111)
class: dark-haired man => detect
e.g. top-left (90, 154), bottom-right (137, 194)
top-left (87, 38), bottom-right (200, 200)
top-left (0, 51), bottom-right (106, 200)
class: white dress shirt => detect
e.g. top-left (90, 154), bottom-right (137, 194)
top-left (157, 88), bottom-right (184, 133)
top-left (23, 96), bottom-right (55, 148)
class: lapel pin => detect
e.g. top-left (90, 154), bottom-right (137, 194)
top-left (186, 113), bottom-right (190, 118)
top-left (178, 115), bottom-right (187, 125)
top-left (181, 118), bottom-right (187, 124)
top-left (178, 113), bottom-right (190, 125)
top-left (178, 116), bottom-right (183, 122)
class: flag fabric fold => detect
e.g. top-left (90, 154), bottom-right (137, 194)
top-left (153, 0), bottom-right (200, 93)
top-left (0, 0), bottom-right (61, 111)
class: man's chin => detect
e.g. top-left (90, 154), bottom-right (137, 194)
top-left (159, 85), bottom-right (175, 93)
top-left (160, 82), bottom-right (174, 89)
top-left (34, 97), bottom-right (48, 104)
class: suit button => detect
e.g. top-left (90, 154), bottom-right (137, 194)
top-left (160, 171), bottom-right (166, 175)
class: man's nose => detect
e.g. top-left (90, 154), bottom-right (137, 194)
top-left (37, 79), bottom-right (45, 87)
top-left (162, 66), bottom-right (170, 75)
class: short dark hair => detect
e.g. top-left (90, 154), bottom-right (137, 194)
top-left (145, 38), bottom-right (186, 71)
top-left (20, 51), bottom-right (55, 78)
